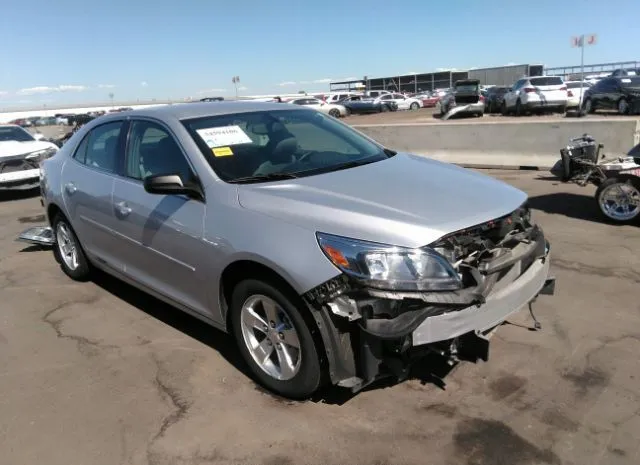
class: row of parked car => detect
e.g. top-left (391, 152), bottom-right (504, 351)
top-left (8, 107), bottom-right (134, 128)
top-left (484, 71), bottom-right (640, 117)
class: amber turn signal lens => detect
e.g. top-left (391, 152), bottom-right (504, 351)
top-left (323, 245), bottom-right (349, 267)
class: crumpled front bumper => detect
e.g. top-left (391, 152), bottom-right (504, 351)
top-left (412, 249), bottom-right (551, 345)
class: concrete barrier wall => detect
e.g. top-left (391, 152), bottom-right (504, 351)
top-left (353, 119), bottom-right (640, 168)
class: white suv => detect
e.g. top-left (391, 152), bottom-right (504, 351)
top-left (502, 76), bottom-right (568, 115)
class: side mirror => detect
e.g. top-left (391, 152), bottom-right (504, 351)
top-left (143, 174), bottom-right (203, 200)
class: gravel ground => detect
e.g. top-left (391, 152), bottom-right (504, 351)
top-left (1, 171), bottom-right (639, 465)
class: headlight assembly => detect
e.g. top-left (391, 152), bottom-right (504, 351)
top-left (316, 232), bottom-right (462, 291)
top-left (25, 147), bottom-right (57, 162)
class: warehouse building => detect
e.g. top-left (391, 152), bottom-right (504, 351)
top-left (329, 64), bottom-right (544, 93)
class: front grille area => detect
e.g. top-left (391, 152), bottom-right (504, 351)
top-left (0, 157), bottom-right (39, 174)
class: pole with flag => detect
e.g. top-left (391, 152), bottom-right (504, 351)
top-left (571, 33), bottom-right (597, 116)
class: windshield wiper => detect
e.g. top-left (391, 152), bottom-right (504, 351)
top-left (228, 172), bottom-right (300, 184)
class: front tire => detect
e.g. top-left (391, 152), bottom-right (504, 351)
top-left (617, 98), bottom-right (629, 115)
top-left (595, 177), bottom-right (640, 224)
top-left (52, 214), bottom-right (91, 281)
top-left (501, 102), bottom-right (509, 116)
top-left (328, 108), bottom-right (340, 118)
top-left (230, 279), bottom-right (323, 399)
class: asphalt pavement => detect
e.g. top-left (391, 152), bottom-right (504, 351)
top-left (1, 171), bottom-right (639, 465)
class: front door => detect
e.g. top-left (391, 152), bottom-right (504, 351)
top-left (110, 119), bottom-right (210, 315)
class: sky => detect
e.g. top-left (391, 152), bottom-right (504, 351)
top-left (1, 0), bottom-right (638, 108)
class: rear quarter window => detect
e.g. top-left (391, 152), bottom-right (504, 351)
top-left (530, 77), bottom-right (564, 86)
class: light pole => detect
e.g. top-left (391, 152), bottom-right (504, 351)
top-left (232, 76), bottom-right (240, 99)
top-left (571, 33), bottom-right (597, 116)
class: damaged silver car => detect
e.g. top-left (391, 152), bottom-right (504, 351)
top-left (21, 102), bottom-right (554, 399)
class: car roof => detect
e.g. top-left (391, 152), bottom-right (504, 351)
top-left (97, 101), bottom-right (307, 123)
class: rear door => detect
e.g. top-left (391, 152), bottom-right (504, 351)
top-left (60, 120), bottom-right (125, 270)
top-left (529, 76), bottom-right (567, 104)
top-left (110, 119), bottom-right (210, 315)
top-left (504, 79), bottom-right (525, 108)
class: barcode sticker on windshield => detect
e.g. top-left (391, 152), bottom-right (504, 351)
top-left (196, 125), bottom-right (252, 148)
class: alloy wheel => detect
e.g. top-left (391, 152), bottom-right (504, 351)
top-left (239, 294), bottom-right (302, 381)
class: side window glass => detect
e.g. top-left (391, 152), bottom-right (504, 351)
top-left (73, 133), bottom-right (90, 164)
top-left (125, 120), bottom-right (193, 182)
top-left (84, 121), bottom-right (123, 173)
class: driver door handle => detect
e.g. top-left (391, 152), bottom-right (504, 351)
top-left (115, 201), bottom-right (132, 217)
top-left (65, 182), bottom-right (77, 195)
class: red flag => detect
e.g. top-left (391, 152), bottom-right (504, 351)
top-left (586, 34), bottom-right (597, 45)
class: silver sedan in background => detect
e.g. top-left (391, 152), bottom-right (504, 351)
top-left (31, 102), bottom-right (554, 399)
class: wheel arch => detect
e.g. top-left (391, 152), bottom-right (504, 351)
top-left (219, 258), bottom-right (333, 379)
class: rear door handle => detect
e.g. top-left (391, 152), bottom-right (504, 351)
top-left (65, 182), bottom-right (77, 195)
top-left (115, 201), bottom-right (132, 217)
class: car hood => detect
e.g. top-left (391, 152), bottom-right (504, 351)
top-left (0, 140), bottom-right (56, 159)
top-left (237, 153), bottom-right (528, 248)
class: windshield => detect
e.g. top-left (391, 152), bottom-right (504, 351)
top-left (619, 76), bottom-right (640, 87)
top-left (530, 76), bottom-right (563, 86)
top-left (566, 82), bottom-right (590, 89)
top-left (183, 108), bottom-right (390, 183)
top-left (0, 126), bottom-right (35, 142)
top-left (455, 84), bottom-right (479, 92)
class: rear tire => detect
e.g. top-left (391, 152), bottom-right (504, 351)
top-left (380, 104), bottom-right (389, 113)
top-left (410, 102), bottom-right (420, 110)
top-left (595, 177), bottom-right (640, 224)
top-left (582, 98), bottom-right (594, 114)
top-left (230, 279), bottom-right (324, 399)
top-left (52, 214), bottom-right (91, 281)
top-left (501, 102), bottom-right (508, 116)
top-left (328, 108), bottom-right (340, 118)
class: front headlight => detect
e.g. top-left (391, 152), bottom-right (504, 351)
top-left (25, 147), bottom-right (57, 162)
top-left (316, 232), bottom-right (462, 291)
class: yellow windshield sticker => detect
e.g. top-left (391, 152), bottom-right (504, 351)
top-left (212, 146), bottom-right (234, 157)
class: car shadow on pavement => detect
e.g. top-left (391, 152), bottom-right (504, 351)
top-left (0, 188), bottom-right (40, 202)
top-left (528, 192), bottom-right (624, 225)
top-left (89, 269), bottom-right (252, 377)
top-left (87, 267), bottom-right (470, 405)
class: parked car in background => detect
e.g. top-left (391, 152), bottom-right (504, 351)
top-left (288, 97), bottom-right (349, 117)
top-left (484, 86), bottom-right (510, 114)
top-left (0, 124), bottom-right (58, 190)
top-left (564, 81), bottom-right (591, 111)
top-left (68, 114), bottom-right (96, 126)
top-left (36, 117), bottom-right (57, 126)
top-left (581, 76), bottom-right (640, 115)
top-left (377, 93), bottom-right (422, 111)
top-left (336, 95), bottom-right (398, 114)
top-left (416, 92), bottom-right (440, 108)
top-left (438, 79), bottom-right (485, 117)
top-left (28, 101), bottom-right (554, 399)
top-left (610, 69), bottom-right (638, 77)
top-left (502, 76), bottom-right (568, 116)
top-left (325, 92), bottom-right (361, 104)
top-left (200, 97), bottom-right (225, 102)
top-left (365, 90), bottom-right (391, 98)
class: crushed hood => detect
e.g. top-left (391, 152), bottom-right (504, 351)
top-left (237, 153), bottom-right (528, 248)
top-left (0, 140), bottom-right (56, 159)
